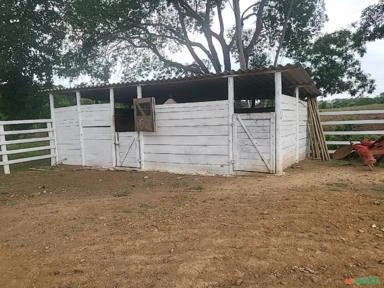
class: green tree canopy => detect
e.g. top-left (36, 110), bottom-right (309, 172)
top-left (0, 0), bottom-right (67, 119)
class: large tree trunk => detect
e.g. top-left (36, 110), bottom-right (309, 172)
top-left (273, 0), bottom-right (294, 66)
top-left (233, 0), bottom-right (247, 69)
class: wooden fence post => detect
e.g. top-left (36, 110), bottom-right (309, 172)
top-left (47, 122), bottom-right (56, 166)
top-left (76, 91), bottom-right (85, 166)
top-left (110, 88), bottom-right (117, 167)
top-left (295, 87), bottom-right (300, 163)
top-left (0, 123), bottom-right (10, 174)
top-left (137, 86), bottom-right (145, 169)
top-left (49, 93), bottom-right (58, 165)
top-left (228, 76), bottom-right (234, 175)
top-left (274, 71), bottom-right (283, 174)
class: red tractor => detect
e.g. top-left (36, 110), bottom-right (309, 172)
top-left (333, 136), bottom-right (384, 170)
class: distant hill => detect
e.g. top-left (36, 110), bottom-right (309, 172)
top-left (319, 93), bottom-right (384, 111)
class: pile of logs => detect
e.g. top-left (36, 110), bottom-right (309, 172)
top-left (307, 97), bottom-right (330, 161)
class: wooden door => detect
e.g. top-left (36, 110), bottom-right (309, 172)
top-left (233, 113), bottom-right (275, 173)
top-left (115, 132), bottom-right (140, 168)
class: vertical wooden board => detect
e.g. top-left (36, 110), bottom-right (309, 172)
top-left (54, 106), bottom-right (82, 165)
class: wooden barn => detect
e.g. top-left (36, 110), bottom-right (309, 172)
top-left (48, 64), bottom-right (319, 175)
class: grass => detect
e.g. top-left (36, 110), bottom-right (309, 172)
top-left (326, 182), bottom-right (347, 192)
top-left (112, 190), bottom-right (130, 198)
top-left (372, 185), bottom-right (384, 193)
top-left (320, 103), bottom-right (384, 112)
top-left (2, 141), bottom-right (52, 173)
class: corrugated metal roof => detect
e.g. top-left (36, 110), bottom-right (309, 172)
top-left (47, 64), bottom-right (320, 96)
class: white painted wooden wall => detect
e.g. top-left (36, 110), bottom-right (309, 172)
top-left (281, 94), bottom-right (299, 169)
top-left (143, 100), bottom-right (230, 174)
top-left (233, 113), bottom-right (275, 173)
top-left (298, 100), bottom-right (308, 161)
top-left (55, 106), bottom-right (82, 165)
top-left (81, 104), bottom-right (113, 167)
top-left (55, 104), bottom-right (113, 167)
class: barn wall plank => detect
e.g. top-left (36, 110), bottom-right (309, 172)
top-left (143, 100), bottom-right (230, 174)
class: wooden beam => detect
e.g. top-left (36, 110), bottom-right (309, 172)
top-left (295, 87), bottom-right (300, 163)
top-left (137, 86), bottom-right (144, 169)
top-left (228, 76), bottom-right (234, 175)
top-left (274, 72), bottom-right (283, 174)
top-left (49, 93), bottom-right (59, 165)
top-left (109, 88), bottom-right (116, 167)
top-left (324, 130), bottom-right (384, 136)
top-left (322, 119), bottom-right (384, 125)
top-left (0, 123), bottom-right (10, 174)
top-left (76, 91), bottom-right (85, 166)
top-left (320, 110), bottom-right (384, 116)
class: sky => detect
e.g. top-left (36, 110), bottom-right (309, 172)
top-left (56, 0), bottom-right (383, 99)
top-left (322, 0), bottom-right (384, 99)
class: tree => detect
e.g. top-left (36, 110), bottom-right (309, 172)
top-left (0, 0), bottom-right (67, 119)
top-left (291, 30), bottom-right (375, 96)
top-left (357, 0), bottom-right (384, 42)
top-left (64, 0), bottom-right (326, 79)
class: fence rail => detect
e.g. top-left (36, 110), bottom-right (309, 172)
top-left (320, 109), bottom-right (384, 155)
top-left (0, 119), bottom-right (57, 174)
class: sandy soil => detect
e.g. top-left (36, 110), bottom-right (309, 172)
top-left (0, 160), bottom-right (384, 288)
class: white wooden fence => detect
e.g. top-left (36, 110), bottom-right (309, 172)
top-left (320, 109), bottom-right (384, 154)
top-left (0, 119), bottom-right (57, 174)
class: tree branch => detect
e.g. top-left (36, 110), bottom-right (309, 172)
top-left (274, 0), bottom-right (294, 66)
top-left (244, 0), bottom-right (269, 64)
top-left (233, 0), bottom-right (247, 69)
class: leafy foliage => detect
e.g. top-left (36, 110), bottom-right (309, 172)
top-left (0, 0), bottom-right (67, 119)
top-left (319, 92), bottom-right (384, 110)
top-left (357, 1), bottom-right (384, 42)
top-left (298, 30), bottom-right (376, 97)
top-left (63, 0), bottom-right (327, 80)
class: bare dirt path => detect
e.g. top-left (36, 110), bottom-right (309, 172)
top-left (0, 160), bottom-right (383, 288)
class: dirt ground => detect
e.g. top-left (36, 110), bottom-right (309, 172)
top-left (1, 160), bottom-right (384, 288)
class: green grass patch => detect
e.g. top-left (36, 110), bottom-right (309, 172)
top-left (372, 185), bottom-right (384, 193)
top-left (112, 190), bottom-right (130, 198)
top-left (326, 182), bottom-right (346, 192)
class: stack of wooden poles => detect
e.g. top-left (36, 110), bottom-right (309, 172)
top-left (307, 96), bottom-right (330, 161)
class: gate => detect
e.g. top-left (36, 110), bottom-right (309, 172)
top-left (115, 132), bottom-right (140, 168)
top-left (233, 113), bottom-right (275, 173)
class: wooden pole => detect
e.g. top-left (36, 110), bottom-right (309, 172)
top-left (76, 91), bottom-right (85, 166)
top-left (0, 123), bottom-right (10, 174)
top-left (228, 76), bottom-right (234, 175)
top-left (109, 88), bottom-right (117, 167)
top-left (137, 86), bottom-right (144, 169)
top-left (275, 71), bottom-right (283, 174)
top-left (49, 93), bottom-right (59, 165)
top-left (295, 87), bottom-right (300, 163)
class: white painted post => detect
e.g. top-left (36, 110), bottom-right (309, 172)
top-left (274, 72), bottom-right (283, 174)
top-left (49, 93), bottom-right (59, 165)
top-left (0, 123), bottom-right (10, 174)
top-left (137, 86), bottom-right (144, 169)
top-left (76, 91), bottom-right (85, 166)
top-left (47, 122), bottom-right (56, 166)
top-left (109, 88), bottom-right (117, 167)
top-left (295, 87), bottom-right (300, 163)
top-left (228, 76), bottom-right (235, 175)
